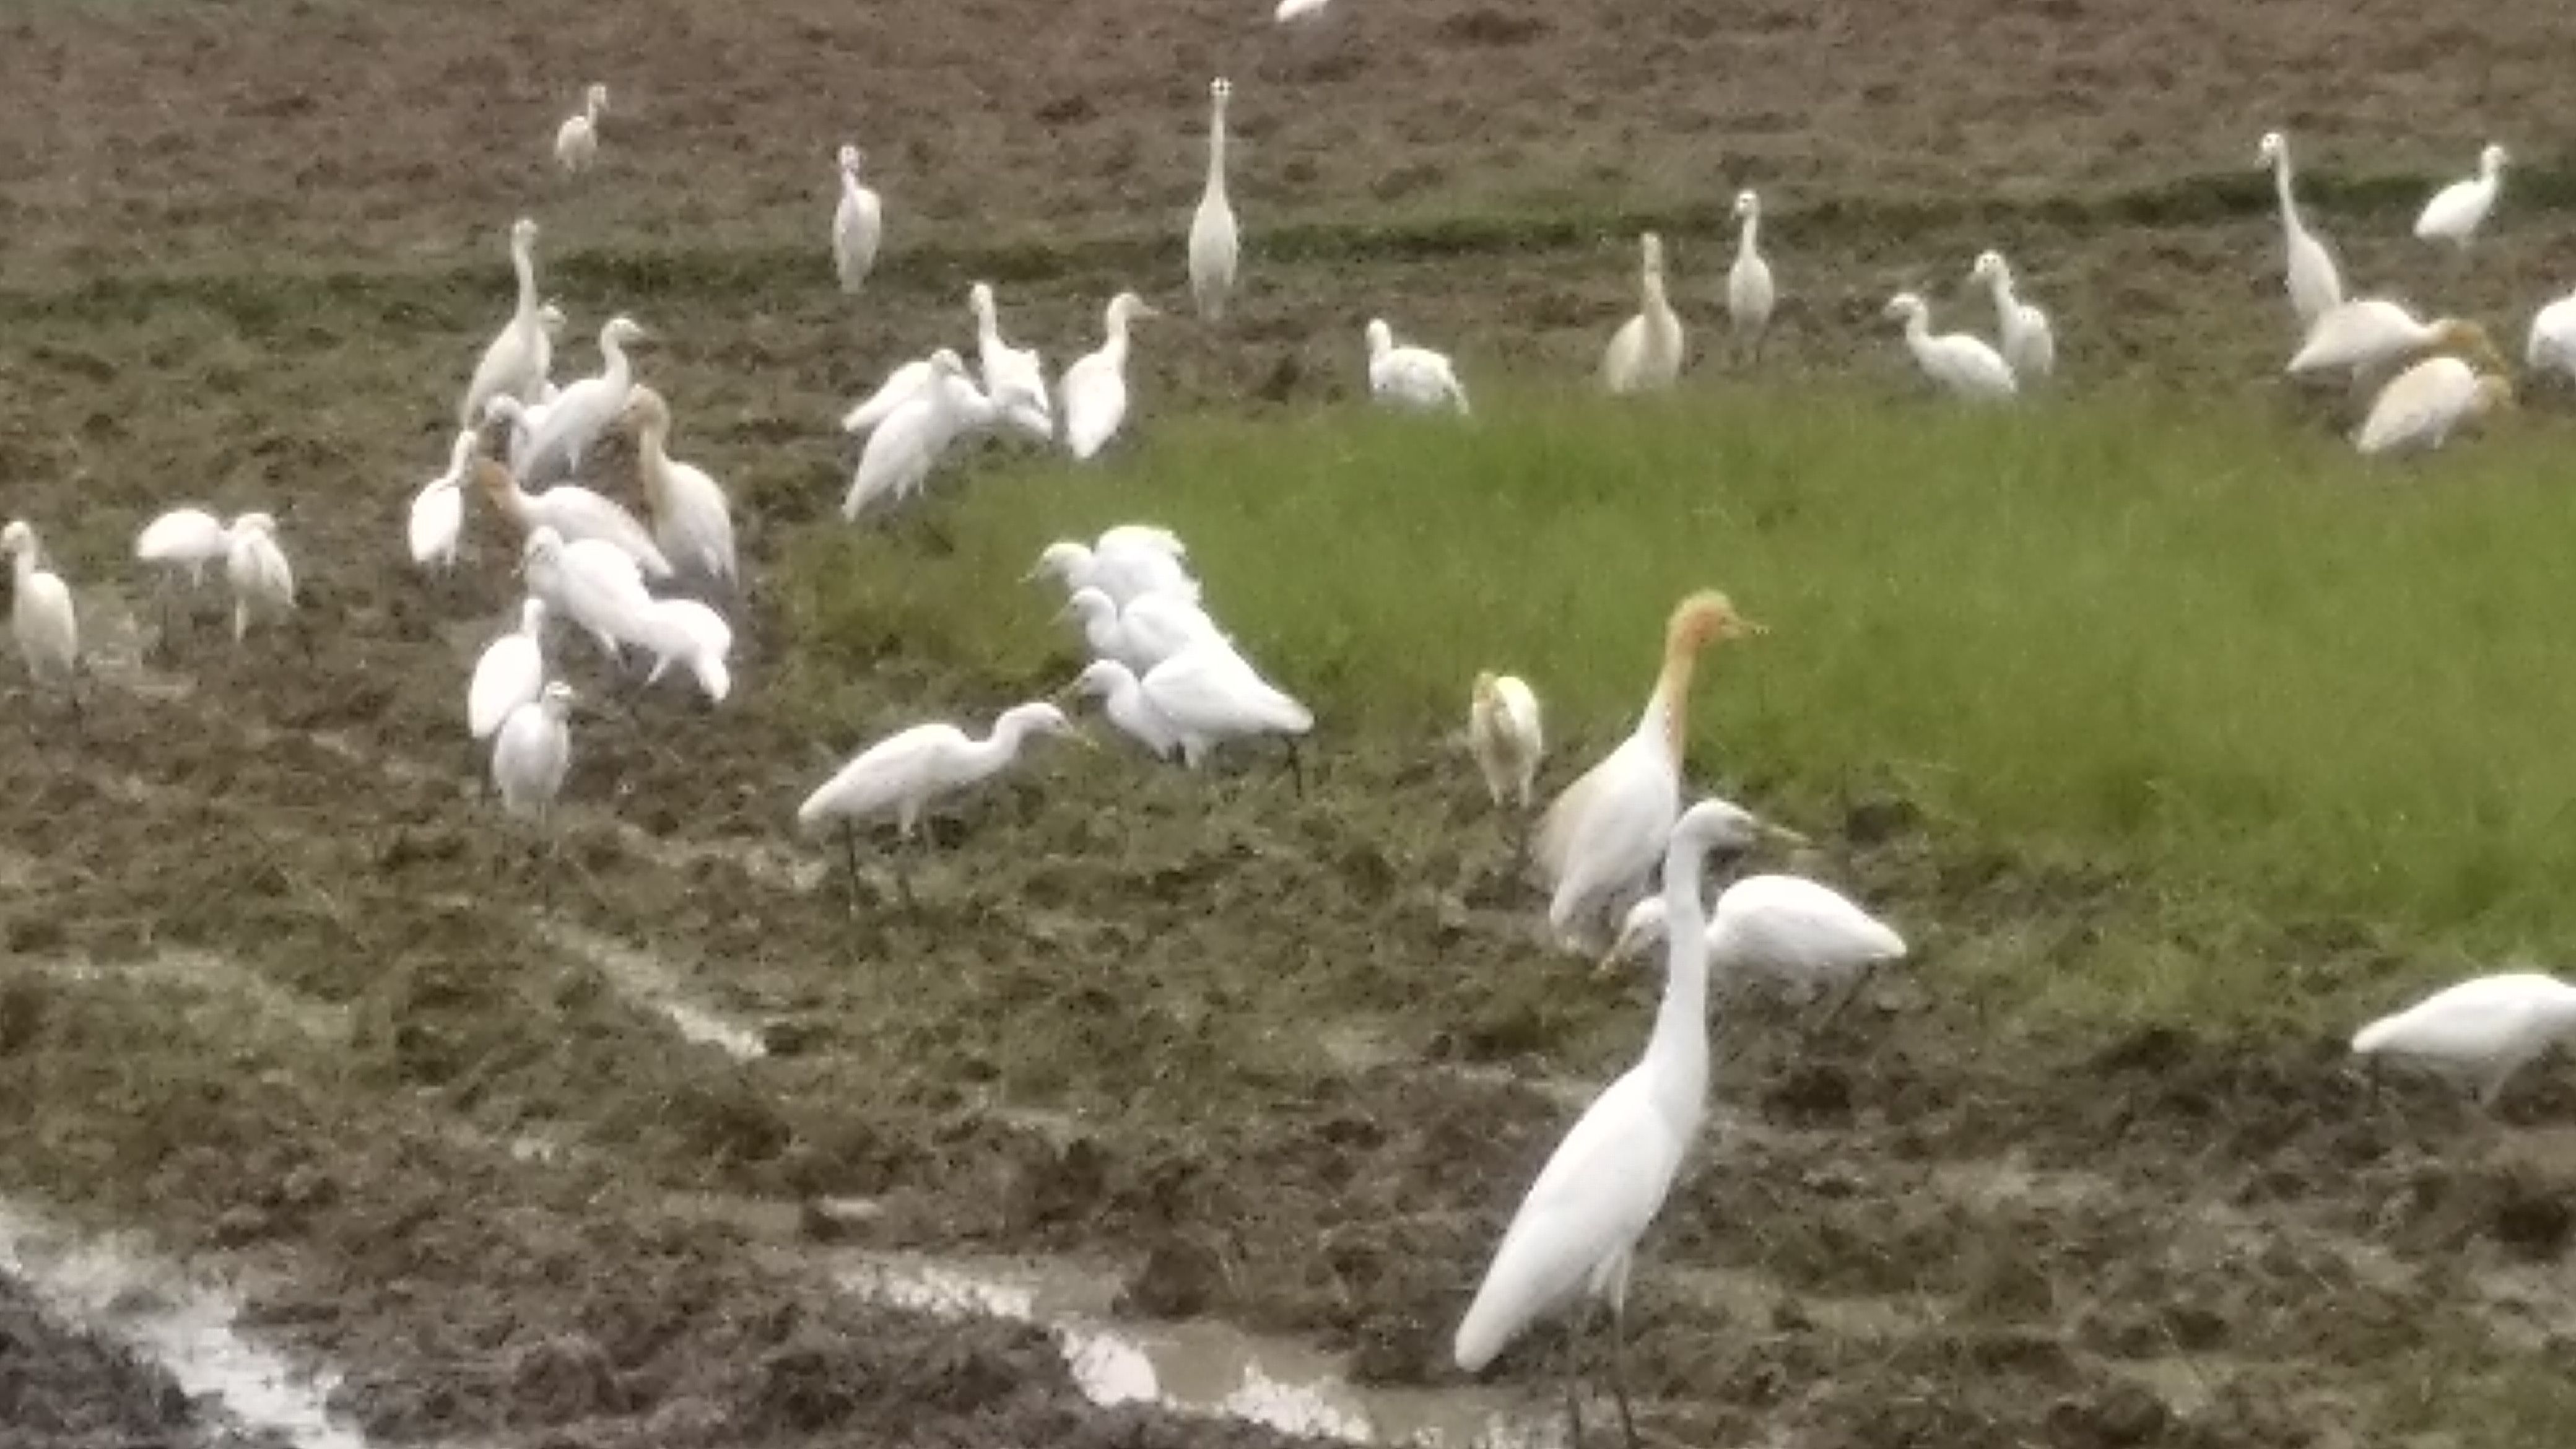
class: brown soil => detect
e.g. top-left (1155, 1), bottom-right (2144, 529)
top-left (0, 1), bottom-right (2571, 1447)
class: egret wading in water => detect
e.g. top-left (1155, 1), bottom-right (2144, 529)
top-left (1467, 671), bottom-right (1543, 811)
top-left (1599, 869), bottom-right (1906, 1027)
top-left (833, 144), bottom-right (882, 293)
top-left (1365, 319), bottom-right (1471, 415)
top-left (2414, 142), bottom-right (2507, 252)
top-left (4, 520), bottom-right (79, 715)
top-left (1969, 250), bottom-right (2054, 381)
top-left (1534, 592), bottom-right (1761, 953)
top-left (1060, 292), bottom-right (1159, 462)
top-left (1188, 78), bottom-right (1239, 323)
top-left (461, 218), bottom-right (550, 429)
top-left (796, 702), bottom-right (1089, 914)
top-left (2351, 972), bottom-right (2576, 1110)
top-left (134, 507), bottom-right (233, 648)
top-left (554, 84), bottom-right (607, 172)
top-left (2256, 130), bottom-right (2343, 331)
top-left (968, 282), bottom-right (1053, 442)
top-left (2352, 355), bottom-right (2512, 456)
top-left (1884, 292), bottom-right (2014, 401)
top-left (1725, 190), bottom-right (1775, 366)
top-left (1456, 800), bottom-right (1799, 1449)
top-left (1601, 232), bottom-right (1683, 394)
top-left (408, 432), bottom-right (476, 577)
top-left (224, 512), bottom-right (296, 647)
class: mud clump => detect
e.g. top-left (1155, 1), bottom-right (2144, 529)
top-left (1118, 1232), bottom-right (1223, 1318)
top-left (0, 1274), bottom-right (215, 1446)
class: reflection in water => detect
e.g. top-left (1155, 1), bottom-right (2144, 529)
top-left (837, 1250), bottom-right (1556, 1448)
top-left (0, 1199), bottom-right (375, 1449)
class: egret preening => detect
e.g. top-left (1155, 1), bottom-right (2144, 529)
top-left (1188, 78), bottom-right (1239, 323)
top-left (1060, 292), bottom-right (1159, 461)
top-left (1534, 592), bottom-right (1761, 953)
top-left (1135, 640), bottom-right (1315, 791)
top-left (796, 701), bottom-right (1089, 913)
top-left (833, 144), bottom-right (883, 293)
top-left (2351, 971), bottom-right (2576, 1109)
top-left (1455, 800), bottom-right (1793, 1449)
top-left (1599, 871), bottom-right (1902, 1025)
top-left (134, 507), bottom-right (232, 646)
top-left (472, 430), bottom-right (673, 580)
top-left (520, 526), bottom-right (655, 665)
top-left (1066, 659), bottom-right (1183, 760)
top-left (554, 84), bottom-right (606, 172)
top-left (461, 219), bottom-right (550, 429)
top-left (469, 599), bottom-right (549, 743)
top-left (1468, 671), bottom-right (1543, 810)
top-left (1365, 319), bottom-right (1471, 415)
top-left (1601, 232), bottom-right (1683, 394)
top-left (407, 432), bottom-right (476, 575)
top-left (968, 282), bottom-right (1053, 441)
top-left (1969, 250), bottom-right (2054, 381)
top-left (1028, 533), bottom-right (1202, 608)
top-left (1725, 190), bottom-right (1775, 365)
top-left (2414, 142), bottom-right (2507, 250)
top-left (1884, 292), bottom-right (2016, 401)
top-left (2256, 130), bottom-right (2343, 330)
top-left (619, 385), bottom-right (739, 594)
top-left (224, 512), bottom-right (296, 645)
top-left (4, 520), bottom-right (79, 712)
top-left (516, 315), bottom-right (649, 485)
top-left (2352, 355), bottom-right (2512, 456)
top-left (843, 350), bottom-right (999, 520)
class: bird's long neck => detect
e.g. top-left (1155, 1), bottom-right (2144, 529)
top-left (967, 716), bottom-right (1033, 779)
top-left (1635, 632), bottom-right (1703, 764)
top-left (474, 459), bottom-right (530, 527)
top-left (1103, 313), bottom-right (1133, 368)
top-left (2271, 152), bottom-right (2305, 232)
top-left (975, 299), bottom-right (1002, 350)
top-left (9, 547), bottom-right (32, 586)
top-left (1736, 214), bottom-right (1759, 261)
top-left (601, 333), bottom-right (632, 391)
top-left (585, 93), bottom-right (603, 124)
top-left (1642, 267), bottom-right (1668, 320)
top-left (1642, 833), bottom-right (1716, 1124)
top-left (1904, 311), bottom-right (1936, 355)
top-left (1205, 103), bottom-right (1229, 200)
top-left (1985, 271), bottom-right (2015, 310)
top-left (510, 238), bottom-right (537, 321)
top-left (635, 422), bottom-right (672, 508)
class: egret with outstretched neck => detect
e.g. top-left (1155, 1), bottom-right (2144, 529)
top-left (1060, 292), bottom-right (1159, 461)
top-left (1188, 79), bottom-right (1239, 321)
top-left (1601, 232), bottom-right (1683, 394)
top-left (1725, 191), bottom-right (1775, 366)
top-left (833, 144), bottom-right (883, 292)
top-left (2256, 130), bottom-right (2343, 329)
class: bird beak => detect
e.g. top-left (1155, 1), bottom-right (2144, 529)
top-left (1592, 941), bottom-right (1633, 981)
top-left (1136, 303), bottom-right (1164, 320)
top-left (1759, 820), bottom-right (1811, 848)
top-left (1729, 616), bottom-right (1769, 640)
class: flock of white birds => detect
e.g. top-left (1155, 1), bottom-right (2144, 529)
top-left (4, 62), bottom-right (2574, 1449)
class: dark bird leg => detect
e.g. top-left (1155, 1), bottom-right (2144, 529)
top-left (1812, 962), bottom-right (1881, 1030)
top-left (1558, 1300), bottom-right (1593, 1448)
top-left (840, 822), bottom-right (864, 918)
top-left (1607, 1299), bottom-right (1639, 1449)
top-left (1283, 739), bottom-right (1306, 798)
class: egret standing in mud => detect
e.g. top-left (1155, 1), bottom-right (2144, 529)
top-left (224, 513), bottom-right (296, 646)
top-left (493, 681), bottom-right (577, 907)
top-left (796, 702), bottom-right (1089, 914)
top-left (1456, 801), bottom-right (1796, 1449)
top-left (1467, 671), bottom-right (1543, 811)
top-left (2350, 971), bottom-right (2576, 1110)
top-left (1598, 867), bottom-right (1905, 1026)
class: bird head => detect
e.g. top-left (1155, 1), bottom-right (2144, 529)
top-left (1068, 659), bottom-right (1133, 700)
top-left (1211, 76), bottom-right (1233, 103)
top-left (519, 526), bottom-right (564, 576)
top-left (969, 281), bottom-right (996, 316)
top-left (1108, 292), bottom-right (1160, 326)
top-left (1470, 669), bottom-right (1500, 710)
top-left (540, 681), bottom-right (577, 716)
top-left (2431, 319), bottom-right (2506, 374)
top-left (926, 349), bottom-right (970, 381)
top-left (1025, 541), bottom-right (1089, 584)
top-left (618, 383), bottom-right (672, 433)
top-left (1594, 897), bottom-right (1671, 979)
top-left (1668, 590), bottom-right (1763, 654)
top-left (1969, 250), bottom-right (2007, 285)
top-left (586, 83), bottom-right (609, 111)
top-left (1004, 700), bottom-right (1091, 748)
top-left (1, 520), bottom-right (32, 558)
top-left (838, 142), bottom-right (862, 172)
top-left (1732, 189), bottom-right (1759, 220)
top-left (2481, 142), bottom-right (2509, 176)
top-left (511, 217), bottom-right (539, 250)
top-left (231, 511), bottom-right (277, 539)
top-left (2256, 130), bottom-right (2284, 167)
top-left (2472, 373), bottom-right (2517, 418)
top-left (1053, 586), bottom-right (1116, 626)
top-left (537, 300), bottom-right (568, 337)
top-left (601, 316), bottom-right (650, 352)
top-left (1676, 797), bottom-right (1807, 858)
top-left (1884, 292), bottom-right (1926, 325)
top-left (1640, 231), bottom-right (1665, 276)
top-left (1365, 318), bottom-right (1393, 357)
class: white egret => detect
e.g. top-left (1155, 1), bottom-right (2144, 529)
top-left (1097, 524), bottom-right (1189, 562)
top-left (1535, 592), bottom-right (1760, 953)
top-left (1456, 800), bottom-right (1793, 1448)
top-left (1058, 586), bottom-right (1225, 673)
top-left (135, 506), bottom-right (233, 645)
top-left (482, 394), bottom-right (555, 476)
top-left (833, 144), bottom-right (882, 293)
top-left (554, 84), bottom-right (606, 172)
top-left (1027, 533), bottom-right (1202, 608)
top-left (1884, 292), bottom-right (2015, 401)
top-left (1468, 671), bottom-right (1543, 810)
top-left (1599, 871), bottom-right (1899, 1023)
top-left (968, 282), bottom-right (1054, 441)
top-left (516, 315), bottom-right (648, 485)
top-left (2256, 130), bottom-right (2343, 329)
top-left (840, 356), bottom-right (936, 436)
top-left (2352, 971), bottom-right (2576, 1108)
top-left (1188, 78), bottom-right (1239, 323)
top-left (1601, 232), bottom-right (1684, 394)
top-left (1066, 659), bottom-right (1183, 760)
top-left (632, 598), bottom-right (733, 703)
top-left (407, 432), bottom-right (475, 575)
top-left (1725, 190), bottom-right (1775, 365)
top-left (2526, 292), bottom-right (2576, 383)
top-left (796, 701), bottom-right (1088, 910)
top-left (2287, 300), bottom-right (2502, 382)
top-left (1365, 319), bottom-right (1471, 415)
top-left (469, 598), bottom-right (549, 742)
top-left (520, 526), bottom-right (654, 664)
top-left (842, 350), bottom-right (999, 520)
top-left (459, 218), bottom-right (548, 428)
top-left (2352, 355), bottom-right (2512, 456)
top-left (2414, 142), bottom-right (2507, 250)
top-left (224, 512), bottom-right (295, 644)
top-left (1276, 0), bottom-right (1331, 19)
top-left (4, 520), bottom-right (79, 707)
top-left (1060, 292), bottom-right (1159, 461)
top-left (1969, 250), bottom-right (2054, 380)
top-left (1137, 638), bottom-right (1315, 788)
top-left (472, 436), bottom-right (674, 580)
top-left (619, 385), bottom-right (738, 593)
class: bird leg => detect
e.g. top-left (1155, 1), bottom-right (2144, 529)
top-left (1606, 1301), bottom-right (1640, 1449)
top-left (839, 822), bottom-right (865, 918)
top-left (1283, 740), bottom-right (1306, 798)
top-left (1812, 962), bottom-right (1880, 1031)
top-left (1556, 1303), bottom-right (1592, 1449)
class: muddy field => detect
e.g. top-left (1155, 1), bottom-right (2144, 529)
top-left (4, 0), bottom-right (2576, 1446)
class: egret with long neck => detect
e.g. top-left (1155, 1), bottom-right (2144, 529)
top-left (1188, 78), bottom-right (1240, 322)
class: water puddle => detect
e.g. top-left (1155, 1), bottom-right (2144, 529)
top-left (0, 1197), bottom-right (375, 1449)
top-left (833, 1248), bottom-right (1556, 1448)
top-left (536, 919), bottom-right (768, 1061)
top-left (32, 949), bottom-right (353, 1046)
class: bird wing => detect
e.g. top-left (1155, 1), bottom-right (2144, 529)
top-left (659, 462), bottom-right (738, 582)
top-left (1149, 646), bottom-right (1312, 735)
top-left (409, 481), bottom-right (462, 565)
top-left (1060, 356), bottom-right (1125, 459)
top-left (845, 394), bottom-right (946, 518)
top-left (536, 487), bottom-right (673, 578)
top-left (469, 637), bottom-right (544, 739)
top-left (1533, 733), bottom-right (1669, 893)
top-left (136, 510), bottom-right (228, 564)
top-left (1454, 1073), bottom-right (1686, 1370)
top-left (843, 361), bottom-right (932, 434)
top-left (798, 725), bottom-right (961, 825)
top-left (2354, 359), bottom-right (2473, 455)
top-left (1715, 876), bottom-right (1906, 982)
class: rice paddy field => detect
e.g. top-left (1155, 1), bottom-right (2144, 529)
top-left (6, 0), bottom-right (2576, 1445)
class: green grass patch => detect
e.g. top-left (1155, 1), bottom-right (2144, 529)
top-left (783, 381), bottom-right (2576, 1024)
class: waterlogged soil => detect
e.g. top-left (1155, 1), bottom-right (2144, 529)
top-left (2, 1), bottom-right (2575, 1447)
